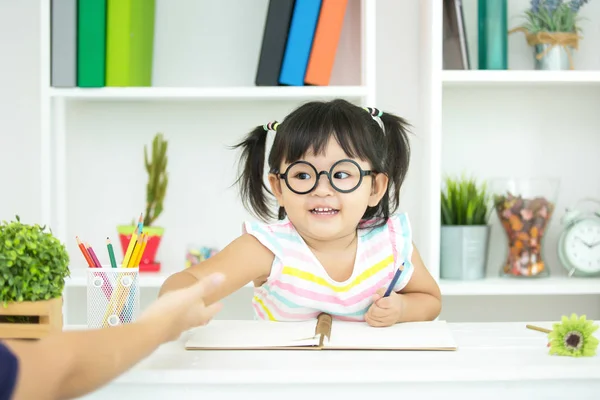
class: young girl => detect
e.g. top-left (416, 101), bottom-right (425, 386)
top-left (159, 99), bottom-right (441, 326)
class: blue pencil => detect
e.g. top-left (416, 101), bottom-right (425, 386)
top-left (383, 263), bottom-right (405, 297)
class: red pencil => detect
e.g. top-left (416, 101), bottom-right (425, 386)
top-left (76, 236), bottom-right (94, 267)
top-left (86, 243), bottom-right (102, 268)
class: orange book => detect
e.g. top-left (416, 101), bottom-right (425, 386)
top-left (304, 0), bottom-right (348, 86)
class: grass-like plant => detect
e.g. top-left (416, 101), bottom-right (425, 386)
top-left (521, 0), bottom-right (590, 33)
top-left (441, 175), bottom-right (490, 226)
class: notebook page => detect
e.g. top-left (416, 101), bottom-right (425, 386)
top-left (185, 320), bottom-right (321, 349)
top-left (327, 320), bottom-right (457, 350)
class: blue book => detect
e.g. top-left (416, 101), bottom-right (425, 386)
top-left (278, 0), bottom-right (322, 86)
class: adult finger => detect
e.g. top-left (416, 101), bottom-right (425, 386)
top-left (192, 302), bottom-right (224, 327)
top-left (185, 273), bottom-right (225, 301)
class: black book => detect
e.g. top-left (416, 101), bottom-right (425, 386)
top-left (255, 0), bottom-right (296, 86)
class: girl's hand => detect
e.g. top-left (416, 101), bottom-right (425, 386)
top-left (365, 288), bottom-right (404, 327)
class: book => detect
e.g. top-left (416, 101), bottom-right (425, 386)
top-left (304, 0), bottom-right (348, 86)
top-left (184, 314), bottom-right (458, 351)
top-left (77, 0), bottom-right (107, 87)
top-left (105, 0), bottom-right (156, 86)
top-left (278, 0), bottom-right (322, 86)
top-left (443, 0), bottom-right (469, 70)
top-left (255, 0), bottom-right (296, 86)
top-left (51, 0), bottom-right (77, 87)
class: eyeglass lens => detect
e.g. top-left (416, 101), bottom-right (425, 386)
top-left (285, 160), bottom-right (363, 193)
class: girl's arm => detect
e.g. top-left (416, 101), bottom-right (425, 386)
top-left (159, 233), bottom-right (274, 305)
top-left (367, 243), bottom-right (442, 326)
top-left (396, 243), bottom-right (442, 322)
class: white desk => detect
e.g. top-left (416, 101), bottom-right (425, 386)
top-left (77, 321), bottom-right (599, 400)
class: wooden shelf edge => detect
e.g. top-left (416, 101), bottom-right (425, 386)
top-left (440, 276), bottom-right (600, 296)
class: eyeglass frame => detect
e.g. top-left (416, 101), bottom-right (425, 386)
top-left (276, 159), bottom-right (375, 195)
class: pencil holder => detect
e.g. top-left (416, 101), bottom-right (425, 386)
top-left (87, 267), bottom-right (140, 329)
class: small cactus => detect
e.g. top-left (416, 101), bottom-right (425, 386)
top-left (143, 133), bottom-right (168, 227)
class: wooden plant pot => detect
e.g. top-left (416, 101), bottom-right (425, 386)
top-left (0, 297), bottom-right (63, 339)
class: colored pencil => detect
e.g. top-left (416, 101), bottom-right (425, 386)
top-left (127, 233), bottom-right (143, 268)
top-left (76, 236), bottom-right (95, 267)
top-left (132, 233), bottom-right (148, 267)
top-left (121, 228), bottom-right (139, 267)
top-left (86, 242), bottom-right (102, 268)
top-left (106, 237), bottom-right (118, 268)
top-left (383, 262), bottom-right (405, 297)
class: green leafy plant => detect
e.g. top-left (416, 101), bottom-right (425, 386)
top-left (0, 216), bottom-right (70, 305)
top-left (141, 132), bottom-right (168, 227)
top-left (521, 0), bottom-right (589, 33)
top-left (441, 175), bottom-right (491, 226)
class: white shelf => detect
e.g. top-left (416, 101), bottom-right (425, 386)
top-left (440, 277), bottom-right (600, 296)
top-left (65, 268), bottom-right (254, 289)
top-left (442, 70), bottom-right (600, 86)
top-left (48, 86), bottom-right (369, 101)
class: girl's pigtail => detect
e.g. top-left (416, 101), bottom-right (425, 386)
top-left (232, 123), bottom-right (275, 221)
top-left (379, 112), bottom-right (411, 214)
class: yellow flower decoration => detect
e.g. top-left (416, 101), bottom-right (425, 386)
top-left (548, 314), bottom-right (599, 357)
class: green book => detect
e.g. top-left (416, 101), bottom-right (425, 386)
top-left (105, 0), bottom-right (156, 86)
top-left (77, 0), bottom-right (107, 87)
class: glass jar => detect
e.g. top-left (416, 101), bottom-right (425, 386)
top-left (491, 178), bottom-right (560, 278)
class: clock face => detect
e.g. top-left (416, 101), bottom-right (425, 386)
top-left (563, 219), bottom-right (600, 273)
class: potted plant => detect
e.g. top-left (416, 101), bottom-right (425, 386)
top-left (117, 132), bottom-right (168, 273)
top-left (510, 0), bottom-right (590, 70)
top-left (0, 216), bottom-right (70, 339)
top-left (440, 174), bottom-right (492, 280)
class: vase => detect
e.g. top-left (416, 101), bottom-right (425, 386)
top-left (534, 44), bottom-right (572, 70)
top-left (478, 0), bottom-right (508, 70)
top-left (440, 225), bottom-right (490, 280)
top-left (491, 178), bottom-right (560, 278)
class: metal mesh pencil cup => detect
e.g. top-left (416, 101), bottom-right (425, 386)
top-left (87, 267), bottom-right (140, 329)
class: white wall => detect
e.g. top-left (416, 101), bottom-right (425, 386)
top-left (1, 0), bottom-right (598, 325)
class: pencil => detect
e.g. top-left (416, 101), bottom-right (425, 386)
top-left (106, 237), bottom-right (118, 268)
top-left (86, 243), bottom-right (102, 268)
top-left (121, 228), bottom-right (139, 268)
top-left (76, 236), bottom-right (94, 268)
top-left (132, 233), bottom-right (148, 267)
top-left (127, 234), bottom-right (143, 268)
top-left (383, 262), bottom-right (405, 297)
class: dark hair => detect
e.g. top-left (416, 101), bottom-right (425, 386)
top-left (232, 98), bottom-right (411, 228)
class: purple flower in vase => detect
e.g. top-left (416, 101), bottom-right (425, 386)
top-left (569, 0), bottom-right (589, 12)
top-left (531, 0), bottom-right (542, 13)
top-left (544, 0), bottom-right (563, 13)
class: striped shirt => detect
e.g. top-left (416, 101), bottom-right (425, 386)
top-left (242, 213), bottom-right (414, 322)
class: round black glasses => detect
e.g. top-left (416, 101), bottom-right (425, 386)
top-left (277, 159), bottom-right (374, 195)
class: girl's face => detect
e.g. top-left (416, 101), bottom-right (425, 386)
top-left (268, 136), bottom-right (389, 242)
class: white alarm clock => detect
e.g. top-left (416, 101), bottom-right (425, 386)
top-left (557, 198), bottom-right (600, 277)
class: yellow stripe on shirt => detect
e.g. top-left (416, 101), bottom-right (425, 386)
top-left (281, 255), bottom-right (394, 293)
top-left (253, 296), bottom-right (276, 321)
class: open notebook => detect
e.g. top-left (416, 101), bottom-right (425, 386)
top-left (184, 314), bottom-right (457, 351)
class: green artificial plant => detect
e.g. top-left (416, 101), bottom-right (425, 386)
top-left (0, 215), bottom-right (70, 305)
top-left (520, 0), bottom-right (589, 33)
top-left (441, 174), bottom-right (491, 226)
top-left (142, 132), bottom-right (168, 227)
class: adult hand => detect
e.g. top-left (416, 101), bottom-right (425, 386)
top-left (365, 288), bottom-right (404, 327)
top-left (138, 272), bottom-right (225, 342)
